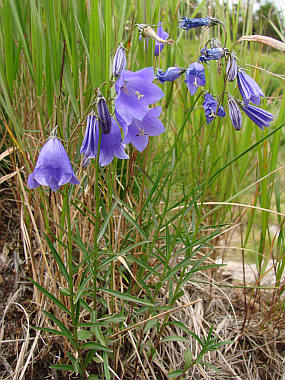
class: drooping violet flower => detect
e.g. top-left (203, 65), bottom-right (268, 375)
top-left (179, 16), bottom-right (220, 30)
top-left (123, 107), bottom-right (165, 152)
top-left (80, 113), bottom-right (97, 159)
top-left (115, 67), bottom-right (164, 125)
top-left (203, 93), bottom-right (226, 124)
top-left (113, 43), bottom-right (126, 77)
top-left (80, 113), bottom-right (129, 167)
top-left (228, 96), bottom-right (242, 130)
top-left (154, 22), bottom-right (169, 56)
top-left (199, 47), bottom-right (225, 63)
top-left (97, 94), bottom-right (111, 134)
top-left (226, 52), bottom-right (238, 82)
top-left (138, 23), bottom-right (174, 47)
top-left (27, 135), bottom-right (79, 191)
top-left (241, 103), bottom-right (273, 130)
top-left (237, 69), bottom-right (264, 106)
top-left (156, 66), bottom-right (185, 83)
top-left (185, 62), bottom-right (206, 95)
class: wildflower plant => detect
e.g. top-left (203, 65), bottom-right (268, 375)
top-left (2, 1), bottom-right (284, 379)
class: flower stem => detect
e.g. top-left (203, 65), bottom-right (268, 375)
top-left (93, 127), bottom-right (103, 320)
top-left (64, 188), bottom-right (86, 377)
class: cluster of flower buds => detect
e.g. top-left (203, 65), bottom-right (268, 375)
top-left (225, 50), bottom-right (273, 130)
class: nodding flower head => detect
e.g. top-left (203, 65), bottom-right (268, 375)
top-left (199, 46), bottom-right (225, 63)
top-left (241, 103), bottom-right (273, 130)
top-left (138, 23), bottom-right (174, 49)
top-left (115, 67), bottom-right (164, 126)
top-left (185, 62), bottom-right (206, 96)
top-left (154, 22), bottom-right (169, 56)
top-left (113, 43), bottom-right (126, 77)
top-left (156, 66), bottom-right (185, 83)
top-left (179, 16), bottom-right (220, 30)
top-left (226, 51), bottom-right (238, 82)
top-left (80, 113), bottom-right (129, 167)
top-left (123, 106), bottom-right (165, 152)
top-left (203, 93), bottom-right (226, 124)
top-left (228, 95), bottom-right (242, 130)
top-left (27, 133), bottom-right (79, 192)
top-left (237, 69), bottom-right (264, 106)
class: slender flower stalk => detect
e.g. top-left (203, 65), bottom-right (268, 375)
top-left (93, 128), bottom-right (102, 322)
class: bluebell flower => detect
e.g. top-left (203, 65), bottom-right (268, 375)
top-left (199, 47), bottom-right (225, 63)
top-left (122, 107), bottom-right (165, 152)
top-left (179, 16), bottom-right (220, 30)
top-left (28, 135), bottom-right (79, 191)
top-left (237, 69), bottom-right (264, 106)
top-left (228, 96), bottom-right (242, 130)
top-left (203, 93), bottom-right (226, 124)
top-left (113, 43), bottom-right (126, 77)
top-left (226, 52), bottom-right (238, 82)
top-left (139, 22), bottom-right (171, 56)
top-left (241, 103), bottom-right (273, 130)
top-left (154, 22), bottom-right (169, 56)
top-left (115, 67), bottom-right (164, 126)
top-left (185, 62), bottom-right (206, 95)
top-left (97, 95), bottom-right (111, 134)
top-left (80, 113), bottom-right (129, 167)
top-left (156, 66), bottom-right (185, 83)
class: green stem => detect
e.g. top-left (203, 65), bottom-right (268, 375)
top-left (65, 188), bottom-right (85, 377)
top-left (93, 128), bottom-right (103, 319)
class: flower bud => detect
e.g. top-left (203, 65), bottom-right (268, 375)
top-left (228, 96), bottom-right (242, 130)
top-left (113, 43), bottom-right (126, 78)
top-left (226, 52), bottom-right (238, 82)
top-left (97, 95), bottom-right (111, 134)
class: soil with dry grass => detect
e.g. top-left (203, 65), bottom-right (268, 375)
top-left (1, 185), bottom-right (285, 379)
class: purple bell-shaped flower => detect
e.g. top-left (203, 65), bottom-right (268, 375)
top-left (28, 133), bottom-right (79, 191)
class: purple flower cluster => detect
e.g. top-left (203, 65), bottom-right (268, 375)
top-left (27, 16), bottom-right (275, 193)
top-left (28, 41), bottom-right (167, 192)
